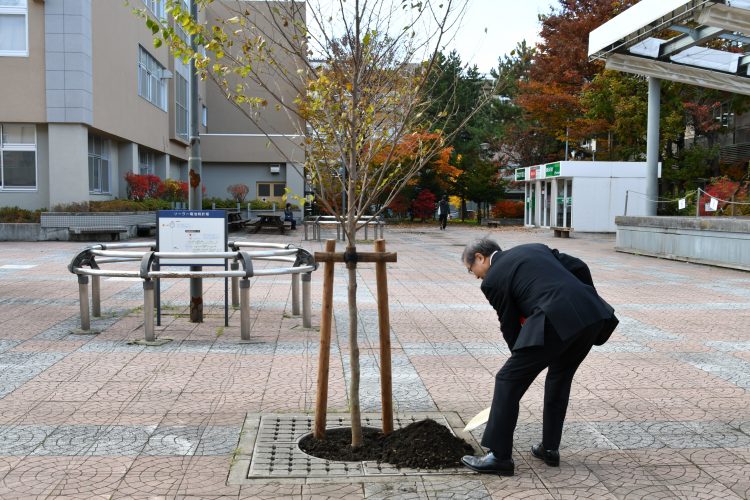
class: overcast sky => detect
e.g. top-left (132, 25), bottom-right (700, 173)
top-left (306, 0), bottom-right (560, 75)
top-left (446, 0), bottom-right (559, 74)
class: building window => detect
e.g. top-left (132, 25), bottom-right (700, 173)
top-left (139, 148), bottom-right (156, 175)
top-left (141, 0), bottom-right (163, 19)
top-left (0, 123), bottom-right (36, 189)
top-left (0, 0), bottom-right (28, 57)
top-left (175, 73), bottom-right (188, 140)
top-left (138, 46), bottom-right (167, 110)
top-left (257, 182), bottom-right (286, 202)
top-left (88, 135), bottom-right (110, 194)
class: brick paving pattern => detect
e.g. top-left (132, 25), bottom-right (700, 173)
top-left (0, 224), bottom-right (748, 498)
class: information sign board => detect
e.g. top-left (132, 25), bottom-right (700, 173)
top-left (157, 210), bottom-right (227, 265)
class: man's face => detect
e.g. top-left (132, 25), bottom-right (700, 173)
top-left (466, 252), bottom-right (491, 280)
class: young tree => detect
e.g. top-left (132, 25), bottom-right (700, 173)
top-left (141, 0), bottom-right (494, 448)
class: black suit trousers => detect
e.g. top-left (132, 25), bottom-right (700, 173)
top-left (481, 319), bottom-right (605, 459)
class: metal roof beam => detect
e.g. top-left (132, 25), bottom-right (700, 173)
top-left (589, 0), bottom-right (717, 59)
top-left (605, 53), bottom-right (750, 95)
top-left (660, 26), bottom-right (728, 57)
top-left (698, 3), bottom-right (750, 34)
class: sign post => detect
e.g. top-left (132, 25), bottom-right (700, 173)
top-left (156, 210), bottom-right (228, 325)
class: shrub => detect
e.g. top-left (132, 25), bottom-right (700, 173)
top-left (492, 200), bottom-right (524, 218)
top-left (89, 199), bottom-right (170, 212)
top-left (248, 198), bottom-right (275, 210)
top-left (202, 197), bottom-right (238, 209)
top-left (0, 206), bottom-right (43, 223)
top-left (125, 172), bottom-right (161, 200)
top-left (51, 201), bottom-right (90, 212)
top-left (227, 184), bottom-right (250, 203)
top-left (159, 178), bottom-right (189, 203)
top-left (388, 194), bottom-right (410, 217)
top-left (411, 189), bottom-right (436, 220)
top-left (699, 176), bottom-right (748, 216)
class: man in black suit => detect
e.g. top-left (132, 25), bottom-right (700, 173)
top-left (460, 238), bottom-right (618, 476)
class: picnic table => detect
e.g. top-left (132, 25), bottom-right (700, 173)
top-left (249, 213), bottom-right (287, 234)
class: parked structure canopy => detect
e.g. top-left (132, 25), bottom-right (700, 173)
top-left (589, 0), bottom-right (750, 95)
top-left (588, 0), bottom-right (750, 215)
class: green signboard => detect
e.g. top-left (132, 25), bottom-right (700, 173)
top-left (515, 168), bottom-right (525, 181)
top-left (545, 162), bottom-right (561, 177)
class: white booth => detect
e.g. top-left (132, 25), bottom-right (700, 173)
top-left (516, 161), bottom-right (660, 232)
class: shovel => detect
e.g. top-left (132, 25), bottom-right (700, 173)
top-left (464, 407), bottom-right (491, 432)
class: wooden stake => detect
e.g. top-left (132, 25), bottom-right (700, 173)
top-left (375, 239), bottom-right (394, 435)
top-left (314, 239), bottom-right (336, 439)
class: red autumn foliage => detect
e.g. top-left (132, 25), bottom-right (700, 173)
top-left (125, 172), bottom-right (162, 200)
top-left (159, 178), bottom-right (189, 202)
top-left (227, 183), bottom-right (250, 203)
top-left (373, 132), bottom-right (459, 190)
top-left (699, 176), bottom-right (748, 216)
top-left (411, 189), bottom-right (437, 220)
top-left (124, 173), bottom-right (191, 202)
top-left (387, 193), bottom-right (411, 216)
top-left (518, 0), bottom-right (637, 144)
top-left (492, 200), bottom-right (524, 218)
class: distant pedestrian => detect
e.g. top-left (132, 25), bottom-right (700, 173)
top-left (437, 195), bottom-right (449, 230)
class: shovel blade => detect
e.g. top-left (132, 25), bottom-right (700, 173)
top-left (464, 407), bottom-right (491, 432)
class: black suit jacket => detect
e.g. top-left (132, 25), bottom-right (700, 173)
top-left (480, 243), bottom-right (617, 351)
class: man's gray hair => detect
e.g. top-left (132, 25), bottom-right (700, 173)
top-left (462, 238), bottom-right (501, 265)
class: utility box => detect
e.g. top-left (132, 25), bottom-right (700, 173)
top-left (515, 161), bottom-right (661, 232)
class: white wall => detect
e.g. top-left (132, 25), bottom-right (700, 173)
top-left (48, 124), bottom-right (89, 207)
top-left (571, 176), bottom-right (648, 232)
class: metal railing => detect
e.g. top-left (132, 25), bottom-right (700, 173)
top-left (304, 215), bottom-right (385, 241)
top-left (68, 240), bottom-right (317, 342)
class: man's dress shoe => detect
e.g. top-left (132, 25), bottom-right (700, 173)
top-left (461, 451), bottom-right (514, 476)
top-left (531, 443), bottom-right (560, 466)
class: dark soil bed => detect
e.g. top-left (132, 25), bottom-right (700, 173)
top-left (298, 418), bottom-right (474, 469)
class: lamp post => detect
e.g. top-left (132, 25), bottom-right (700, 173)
top-left (187, 0), bottom-right (203, 322)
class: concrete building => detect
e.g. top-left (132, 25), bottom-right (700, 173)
top-left (516, 161), bottom-right (660, 232)
top-left (0, 0), bottom-right (304, 211)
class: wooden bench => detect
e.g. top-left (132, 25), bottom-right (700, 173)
top-left (551, 226), bottom-right (573, 238)
top-left (486, 219), bottom-right (501, 228)
top-left (69, 226), bottom-right (128, 241)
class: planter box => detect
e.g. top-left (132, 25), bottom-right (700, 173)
top-left (615, 215), bottom-right (750, 271)
top-left (0, 212), bottom-right (157, 241)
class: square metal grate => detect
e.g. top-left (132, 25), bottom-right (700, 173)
top-left (236, 412), bottom-right (478, 480)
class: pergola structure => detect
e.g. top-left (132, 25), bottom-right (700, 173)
top-left (588, 0), bottom-right (750, 214)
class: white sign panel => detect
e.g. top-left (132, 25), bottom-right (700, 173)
top-left (678, 198), bottom-right (686, 210)
top-left (709, 197), bottom-right (719, 211)
top-left (157, 210), bottom-right (227, 265)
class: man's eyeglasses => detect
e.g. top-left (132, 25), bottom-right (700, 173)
top-left (467, 261), bottom-right (475, 274)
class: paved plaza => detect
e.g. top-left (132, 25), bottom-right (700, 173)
top-left (0, 224), bottom-right (749, 499)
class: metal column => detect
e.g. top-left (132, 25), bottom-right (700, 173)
top-left (646, 77), bottom-right (661, 216)
top-left (302, 272), bottom-right (312, 328)
top-left (291, 273), bottom-right (300, 316)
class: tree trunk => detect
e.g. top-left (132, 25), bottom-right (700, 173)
top-left (346, 243), bottom-right (362, 448)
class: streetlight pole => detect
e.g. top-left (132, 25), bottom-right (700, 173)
top-left (188, 0), bottom-right (203, 322)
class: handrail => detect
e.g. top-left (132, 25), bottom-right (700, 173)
top-left (68, 240), bottom-right (318, 341)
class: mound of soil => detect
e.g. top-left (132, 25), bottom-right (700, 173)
top-left (298, 418), bottom-right (474, 469)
